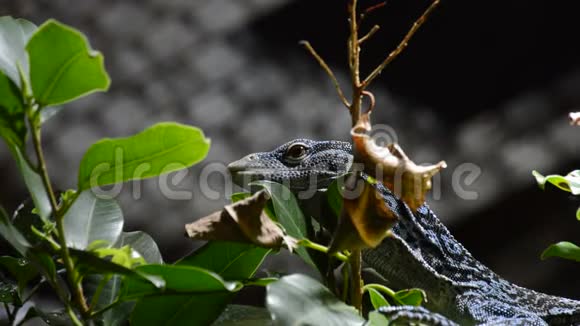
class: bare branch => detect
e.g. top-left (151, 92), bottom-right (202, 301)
top-left (363, 0), bottom-right (441, 87)
top-left (358, 25), bottom-right (380, 45)
top-left (363, 1), bottom-right (388, 16)
top-left (300, 40), bottom-right (350, 108)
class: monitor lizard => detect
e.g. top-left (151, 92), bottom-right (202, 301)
top-left (227, 138), bottom-right (580, 326)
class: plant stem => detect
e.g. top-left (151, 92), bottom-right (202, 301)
top-left (341, 264), bottom-right (349, 303)
top-left (363, 283), bottom-right (408, 305)
top-left (362, 283), bottom-right (396, 298)
top-left (28, 116), bottom-right (89, 322)
top-left (65, 304), bottom-right (84, 326)
top-left (348, 250), bottom-right (363, 313)
top-left (297, 239), bottom-right (349, 262)
top-left (4, 303), bottom-right (14, 323)
top-left (345, 0), bottom-right (365, 314)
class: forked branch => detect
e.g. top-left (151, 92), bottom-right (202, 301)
top-left (363, 0), bottom-right (441, 87)
top-left (300, 41), bottom-right (350, 108)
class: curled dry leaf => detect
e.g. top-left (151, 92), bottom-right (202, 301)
top-left (570, 112), bottom-right (580, 126)
top-left (351, 110), bottom-right (446, 211)
top-left (328, 173), bottom-right (398, 253)
top-left (185, 190), bottom-right (296, 251)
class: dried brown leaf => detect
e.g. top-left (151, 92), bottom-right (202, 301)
top-left (351, 110), bottom-right (446, 211)
top-left (185, 190), bottom-right (296, 250)
top-left (328, 173), bottom-right (398, 253)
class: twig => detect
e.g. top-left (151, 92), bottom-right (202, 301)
top-left (348, 0), bottom-right (361, 87)
top-left (358, 25), bottom-right (380, 45)
top-left (300, 41), bottom-right (350, 108)
top-left (347, 0), bottom-right (363, 125)
top-left (363, 1), bottom-right (388, 17)
top-left (363, 0), bottom-right (441, 87)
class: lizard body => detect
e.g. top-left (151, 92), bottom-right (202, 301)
top-left (228, 139), bottom-right (580, 325)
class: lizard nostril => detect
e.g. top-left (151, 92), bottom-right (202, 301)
top-left (248, 154), bottom-right (256, 160)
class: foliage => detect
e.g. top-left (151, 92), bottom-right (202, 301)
top-left (0, 4), bottom-right (441, 324)
top-left (534, 169), bottom-right (580, 262)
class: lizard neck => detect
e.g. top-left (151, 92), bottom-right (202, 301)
top-left (367, 180), bottom-right (580, 324)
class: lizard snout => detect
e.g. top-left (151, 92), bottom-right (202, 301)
top-left (227, 154), bottom-right (257, 173)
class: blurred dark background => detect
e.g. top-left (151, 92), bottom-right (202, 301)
top-left (1, 0), bottom-right (579, 301)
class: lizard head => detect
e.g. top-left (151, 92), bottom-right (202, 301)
top-left (228, 139), bottom-right (353, 191)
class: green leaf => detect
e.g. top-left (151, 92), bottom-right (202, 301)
top-left (11, 198), bottom-right (45, 247)
top-left (0, 205), bottom-right (30, 255)
top-left (130, 242), bottom-right (269, 326)
top-left (326, 177), bottom-right (343, 218)
top-left (251, 180), bottom-right (316, 268)
top-left (532, 170), bottom-right (580, 195)
top-left (0, 256), bottom-right (39, 295)
top-left (393, 288), bottom-right (426, 306)
top-left (541, 241), bottom-right (580, 262)
top-left (367, 287), bottom-right (389, 309)
top-left (0, 71), bottom-right (26, 150)
top-left (231, 192), bottom-right (252, 203)
top-left (121, 264), bottom-right (242, 301)
top-left (366, 311), bottom-right (389, 326)
top-left (213, 305), bottom-right (273, 326)
top-left (70, 248), bottom-right (164, 288)
top-left (116, 231), bottom-right (163, 264)
top-left (0, 71), bottom-right (51, 221)
top-left (87, 231), bottom-right (162, 325)
top-left (62, 190), bottom-right (123, 250)
top-left (12, 148), bottom-right (52, 221)
top-left (84, 273), bottom-right (133, 326)
top-left (40, 104), bottom-right (64, 124)
top-left (77, 122), bottom-right (210, 191)
top-left (26, 19), bottom-right (110, 106)
top-left (177, 241), bottom-right (269, 279)
top-left (266, 274), bottom-right (364, 326)
top-left (131, 293), bottom-right (232, 326)
top-left (576, 207), bottom-right (580, 221)
top-left (74, 249), bottom-right (160, 324)
top-left (92, 245), bottom-right (145, 269)
top-left (102, 301), bottom-right (134, 326)
top-left (0, 16), bottom-right (36, 86)
top-left (243, 277), bottom-right (278, 287)
top-left (0, 281), bottom-right (18, 304)
top-left (27, 251), bottom-right (57, 287)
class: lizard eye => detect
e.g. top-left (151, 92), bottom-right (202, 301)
top-left (285, 143), bottom-right (309, 161)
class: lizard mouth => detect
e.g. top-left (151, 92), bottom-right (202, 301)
top-left (229, 168), bottom-right (342, 191)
